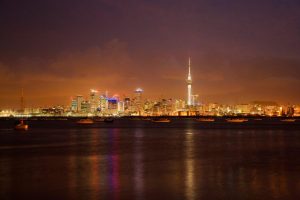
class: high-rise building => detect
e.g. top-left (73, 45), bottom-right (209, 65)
top-left (100, 95), bottom-right (108, 112)
top-left (124, 97), bottom-right (131, 111)
top-left (186, 58), bottom-right (192, 106)
top-left (117, 101), bottom-right (125, 113)
top-left (192, 94), bottom-right (199, 106)
top-left (71, 99), bottom-right (77, 112)
top-left (81, 101), bottom-right (91, 113)
top-left (90, 89), bottom-right (99, 113)
top-left (134, 88), bottom-right (143, 115)
top-left (76, 95), bottom-right (83, 112)
top-left (107, 97), bottom-right (118, 115)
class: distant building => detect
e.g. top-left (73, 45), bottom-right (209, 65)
top-left (133, 88), bottom-right (143, 115)
top-left (100, 95), bottom-right (108, 112)
top-left (117, 101), bottom-right (125, 113)
top-left (235, 104), bottom-right (251, 115)
top-left (108, 97), bottom-right (118, 114)
top-left (73, 95), bottom-right (83, 112)
top-left (287, 106), bottom-right (295, 117)
top-left (71, 99), bottom-right (77, 112)
top-left (124, 97), bottom-right (131, 111)
top-left (90, 89), bottom-right (99, 113)
top-left (294, 105), bottom-right (300, 116)
top-left (81, 101), bottom-right (91, 113)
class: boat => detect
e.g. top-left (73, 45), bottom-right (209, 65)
top-left (196, 118), bottom-right (215, 122)
top-left (152, 118), bottom-right (171, 123)
top-left (142, 118), bottom-right (152, 121)
top-left (104, 118), bottom-right (114, 123)
top-left (14, 89), bottom-right (29, 131)
top-left (57, 118), bottom-right (68, 121)
top-left (76, 118), bottom-right (94, 124)
top-left (94, 117), bottom-right (105, 122)
top-left (130, 117), bottom-right (142, 121)
top-left (281, 119), bottom-right (296, 122)
top-left (226, 118), bottom-right (248, 123)
top-left (15, 120), bottom-right (29, 131)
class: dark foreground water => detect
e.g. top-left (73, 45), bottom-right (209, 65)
top-left (1, 119), bottom-right (300, 200)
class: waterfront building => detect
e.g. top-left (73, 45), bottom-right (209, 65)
top-left (76, 95), bottom-right (83, 112)
top-left (90, 89), bottom-right (99, 113)
top-left (294, 105), bottom-right (300, 116)
top-left (175, 99), bottom-right (185, 111)
top-left (71, 99), bottom-right (77, 112)
top-left (191, 94), bottom-right (199, 106)
top-left (235, 104), bottom-right (252, 115)
top-left (117, 101), bottom-right (125, 113)
top-left (133, 88), bottom-right (143, 115)
top-left (107, 97), bottom-right (118, 114)
top-left (287, 106), bottom-right (295, 117)
top-left (81, 101), bottom-right (91, 113)
top-left (100, 95), bottom-right (108, 112)
top-left (143, 99), bottom-right (154, 115)
top-left (124, 97), bottom-right (131, 111)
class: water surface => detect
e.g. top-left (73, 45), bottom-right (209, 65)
top-left (0, 119), bottom-right (300, 199)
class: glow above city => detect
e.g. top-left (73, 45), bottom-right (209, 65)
top-left (0, 0), bottom-right (300, 108)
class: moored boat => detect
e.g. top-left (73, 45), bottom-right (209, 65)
top-left (15, 120), bottom-right (29, 131)
top-left (104, 118), bottom-right (114, 123)
top-left (281, 119), bottom-right (296, 122)
top-left (152, 118), bottom-right (171, 123)
top-left (226, 118), bottom-right (248, 123)
top-left (76, 118), bottom-right (94, 124)
top-left (196, 118), bottom-right (215, 122)
top-left (94, 117), bottom-right (105, 122)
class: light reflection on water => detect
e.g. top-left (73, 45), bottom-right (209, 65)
top-left (108, 128), bottom-right (120, 200)
top-left (185, 131), bottom-right (196, 200)
top-left (134, 129), bottom-right (144, 200)
top-left (1, 125), bottom-right (300, 199)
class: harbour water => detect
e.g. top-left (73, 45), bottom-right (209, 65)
top-left (0, 119), bottom-right (300, 199)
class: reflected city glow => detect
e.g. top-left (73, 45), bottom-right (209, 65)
top-left (185, 130), bottom-right (196, 200)
top-left (88, 129), bottom-right (101, 200)
top-left (67, 129), bottom-right (102, 199)
top-left (134, 129), bottom-right (144, 200)
top-left (108, 128), bottom-right (120, 200)
top-left (0, 124), bottom-right (299, 199)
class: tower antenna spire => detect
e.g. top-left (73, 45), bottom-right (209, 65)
top-left (188, 57), bottom-right (191, 77)
top-left (20, 87), bottom-right (24, 113)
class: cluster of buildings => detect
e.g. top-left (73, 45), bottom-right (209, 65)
top-left (67, 91), bottom-right (299, 117)
top-left (70, 88), bottom-right (144, 116)
top-left (0, 58), bottom-right (299, 117)
top-left (1, 98), bottom-right (298, 117)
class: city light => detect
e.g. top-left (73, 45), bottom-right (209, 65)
top-left (1, 58), bottom-right (299, 117)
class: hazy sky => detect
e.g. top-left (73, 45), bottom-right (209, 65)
top-left (0, 0), bottom-right (300, 108)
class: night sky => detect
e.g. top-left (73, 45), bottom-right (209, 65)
top-left (1, 0), bottom-right (300, 108)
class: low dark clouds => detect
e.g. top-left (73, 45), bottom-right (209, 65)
top-left (0, 0), bottom-right (300, 107)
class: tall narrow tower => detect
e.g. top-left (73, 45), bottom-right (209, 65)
top-left (186, 57), bottom-right (192, 106)
top-left (20, 88), bottom-right (25, 113)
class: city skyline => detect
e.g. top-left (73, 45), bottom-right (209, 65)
top-left (1, 2), bottom-right (300, 200)
top-left (1, 0), bottom-right (300, 108)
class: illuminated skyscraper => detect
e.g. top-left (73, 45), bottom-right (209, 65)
top-left (186, 58), bottom-right (192, 106)
top-left (134, 88), bottom-right (143, 115)
top-left (20, 88), bottom-right (25, 113)
top-left (90, 89), bottom-right (99, 112)
top-left (99, 95), bottom-right (107, 112)
top-left (76, 95), bottom-right (83, 112)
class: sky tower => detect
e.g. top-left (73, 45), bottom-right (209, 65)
top-left (186, 57), bottom-right (192, 106)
